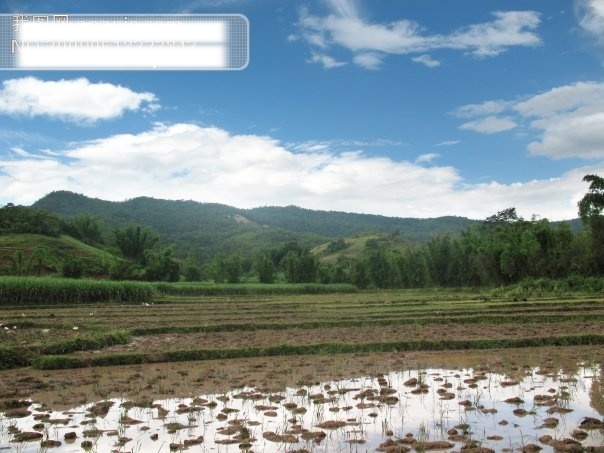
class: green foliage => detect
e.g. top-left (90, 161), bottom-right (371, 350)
top-left (0, 347), bottom-right (30, 370)
top-left (40, 329), bottom-right (132, 355)
top-left (578, 174), bottom-right (604, 273)
top-left (144, 248), bottom-right (180, 282)
top-left (325, 238), bottom-right (348, 254)
top-left (113, 224), bottom-right (159, 265)
top-left (72, 213), bottom-right (104, 245)
top-left (153, 282), bottom-right (357, 296)
top-left (61, 257), bottom-right (84, 279)
top-left (578, 174), bottom-right (604, 222)
top-left (0, 203), bottom-right (63, 237)
top-left (255, 253), bottom-right (275, 283)
top-left (32, 355), bottom-right (85, 370)
top-left (0, 234), bottom-right (117, 278)
top-left (183, 253), bottom-right (202, 282)
top-left (286, 250), bottom-right (318, 283)
top-left (0, 277), bottom-right (153, 305)
top-left (209, 253), bottom-right (241, 283)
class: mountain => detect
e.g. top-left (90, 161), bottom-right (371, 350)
top-left (33, 192), bottom-right (328, 260)
top-left (29, 190), bottom-right (519, 259)
top-left (245, 205), bottom-right (477, 241)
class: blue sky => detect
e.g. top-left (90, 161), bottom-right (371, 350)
top-left (1, 0), bottom-right (604, 220)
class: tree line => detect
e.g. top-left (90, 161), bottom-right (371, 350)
top-left (1, 174), bottom-right (603, 286)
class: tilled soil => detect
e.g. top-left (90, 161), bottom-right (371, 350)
top-left (78, 321), bottom-right (604, 357)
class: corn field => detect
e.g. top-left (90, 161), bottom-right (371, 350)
top-left (154, 282), bottom-right (358, 296)
top-left (0, 277), bottom-right (154, 305)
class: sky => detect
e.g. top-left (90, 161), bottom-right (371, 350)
top-left (1, 0), bottom-right (604, 221)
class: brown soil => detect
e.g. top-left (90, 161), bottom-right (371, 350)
top-left (0, 345), bottom-right (601, 411)
top-left (74, 321), bottom-right (603, 357)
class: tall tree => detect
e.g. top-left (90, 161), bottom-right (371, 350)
top-left (578, 174), bottom-right (604, 273)
top-left (113, 225), bottom-right (158, 265)
top-left (72, 213), bottom-right (104, 245)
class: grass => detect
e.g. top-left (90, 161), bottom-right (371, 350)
top-left (0, 276), bottom-right (154, 305)
top-left (0, 233), bottom-right (118, 276)
top-left (154, 282), bottom-right (358, 296)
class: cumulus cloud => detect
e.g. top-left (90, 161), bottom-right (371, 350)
top-left (0, 122), bottom-right (599, 220)
top-left (296, 0), bottom-right (541, 69)
top-left (0, 77), bottom-right (158, 123)
top-left (456, 81), bottom-right (604, 159)
top-left (575, 0), bottom-right (604, 44)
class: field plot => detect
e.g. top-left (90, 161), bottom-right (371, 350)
top-left (0, 288), bottom-right (603, 369)
top-left (0, 286), bottom-right (603, 451)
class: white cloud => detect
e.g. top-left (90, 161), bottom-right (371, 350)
top-left (515, 81), bottom-right (604, 117)
top-left (527, 112), bottom-right (604, 159)
top-left (435, 140), bottom-right (460, 147)
top-left (415, 153), bottom-right (440, 164)
top-left (575, 0), bottom-right (604, 44)
top-left (456, 81), bottom-right (604, 159)
top-left (412, 54), bottom-right (441, 68)
top-left (0, 122), bottom-right (599, 220)
top-left (352, 52), bottom-right (383, 69)
top-left (0, 77), bottom-right (158, 123)
top-left (460, 116), bottom-right (517, 133)
top-left (297, 1), bottom-right (541, 69)
top-left (308, 52), bottom-right (348, 68)
top-left (453, 100), bottom-right (510, 118)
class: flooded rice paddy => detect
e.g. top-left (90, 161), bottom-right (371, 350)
top-left (0, 347), bottom-right (602, 452)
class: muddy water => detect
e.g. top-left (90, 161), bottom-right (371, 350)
top-left (0, 348), bottom-right (602, 452)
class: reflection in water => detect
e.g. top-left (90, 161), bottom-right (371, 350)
top-left (0, 362), bottom-right (602, 452)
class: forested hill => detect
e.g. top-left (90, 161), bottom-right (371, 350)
top-left (245, 205), bottom-right (477, 240)
top-left (33, 190), bottom-right (482, 244)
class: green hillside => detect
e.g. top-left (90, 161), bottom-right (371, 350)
top-left (312, 233), bottom-right (410, 264)
top-left (0, 233), bottom-right (119, 277)
top-left (245, 205), bottom-right (479, 242)
top-left (31, 191), bottom-right (490, 259)
top-left (33, 191), bottom-right (329, 259)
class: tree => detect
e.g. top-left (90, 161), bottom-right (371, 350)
top-left (29, 246), bottom-right (50, 276)
top-left (285, 250), bottom-right (318, 283)
top-left (255, 253), bottom-right (276, 283)
top-left (210, 253), bottom-right (226, 283)
top-left (183, 253), bottom-right (202, 282)
top-left (578, 174), bottom-right (604, 222)
top-left (578, 174), bottom-right (604, 273)
top-left (113, 225), bottom-right (159, 265)
top-left (72, 213), bottom-right (103, 245)
top-left (145, 248), bottom-right (180, 282)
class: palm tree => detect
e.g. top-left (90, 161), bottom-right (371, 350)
top-left (113, 225), bottom-right (159, 265)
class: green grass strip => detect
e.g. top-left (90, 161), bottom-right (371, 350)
top-left (30, 334), bottom-right (604, 370)
top-left (129, 313), bottom-right (604, 336)
top-left (0, 329), bottom-right (132, 370)
top-left (154, 282), bottom-right (358, 296)
top-left (0, 277), bottom-right (153, 305)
